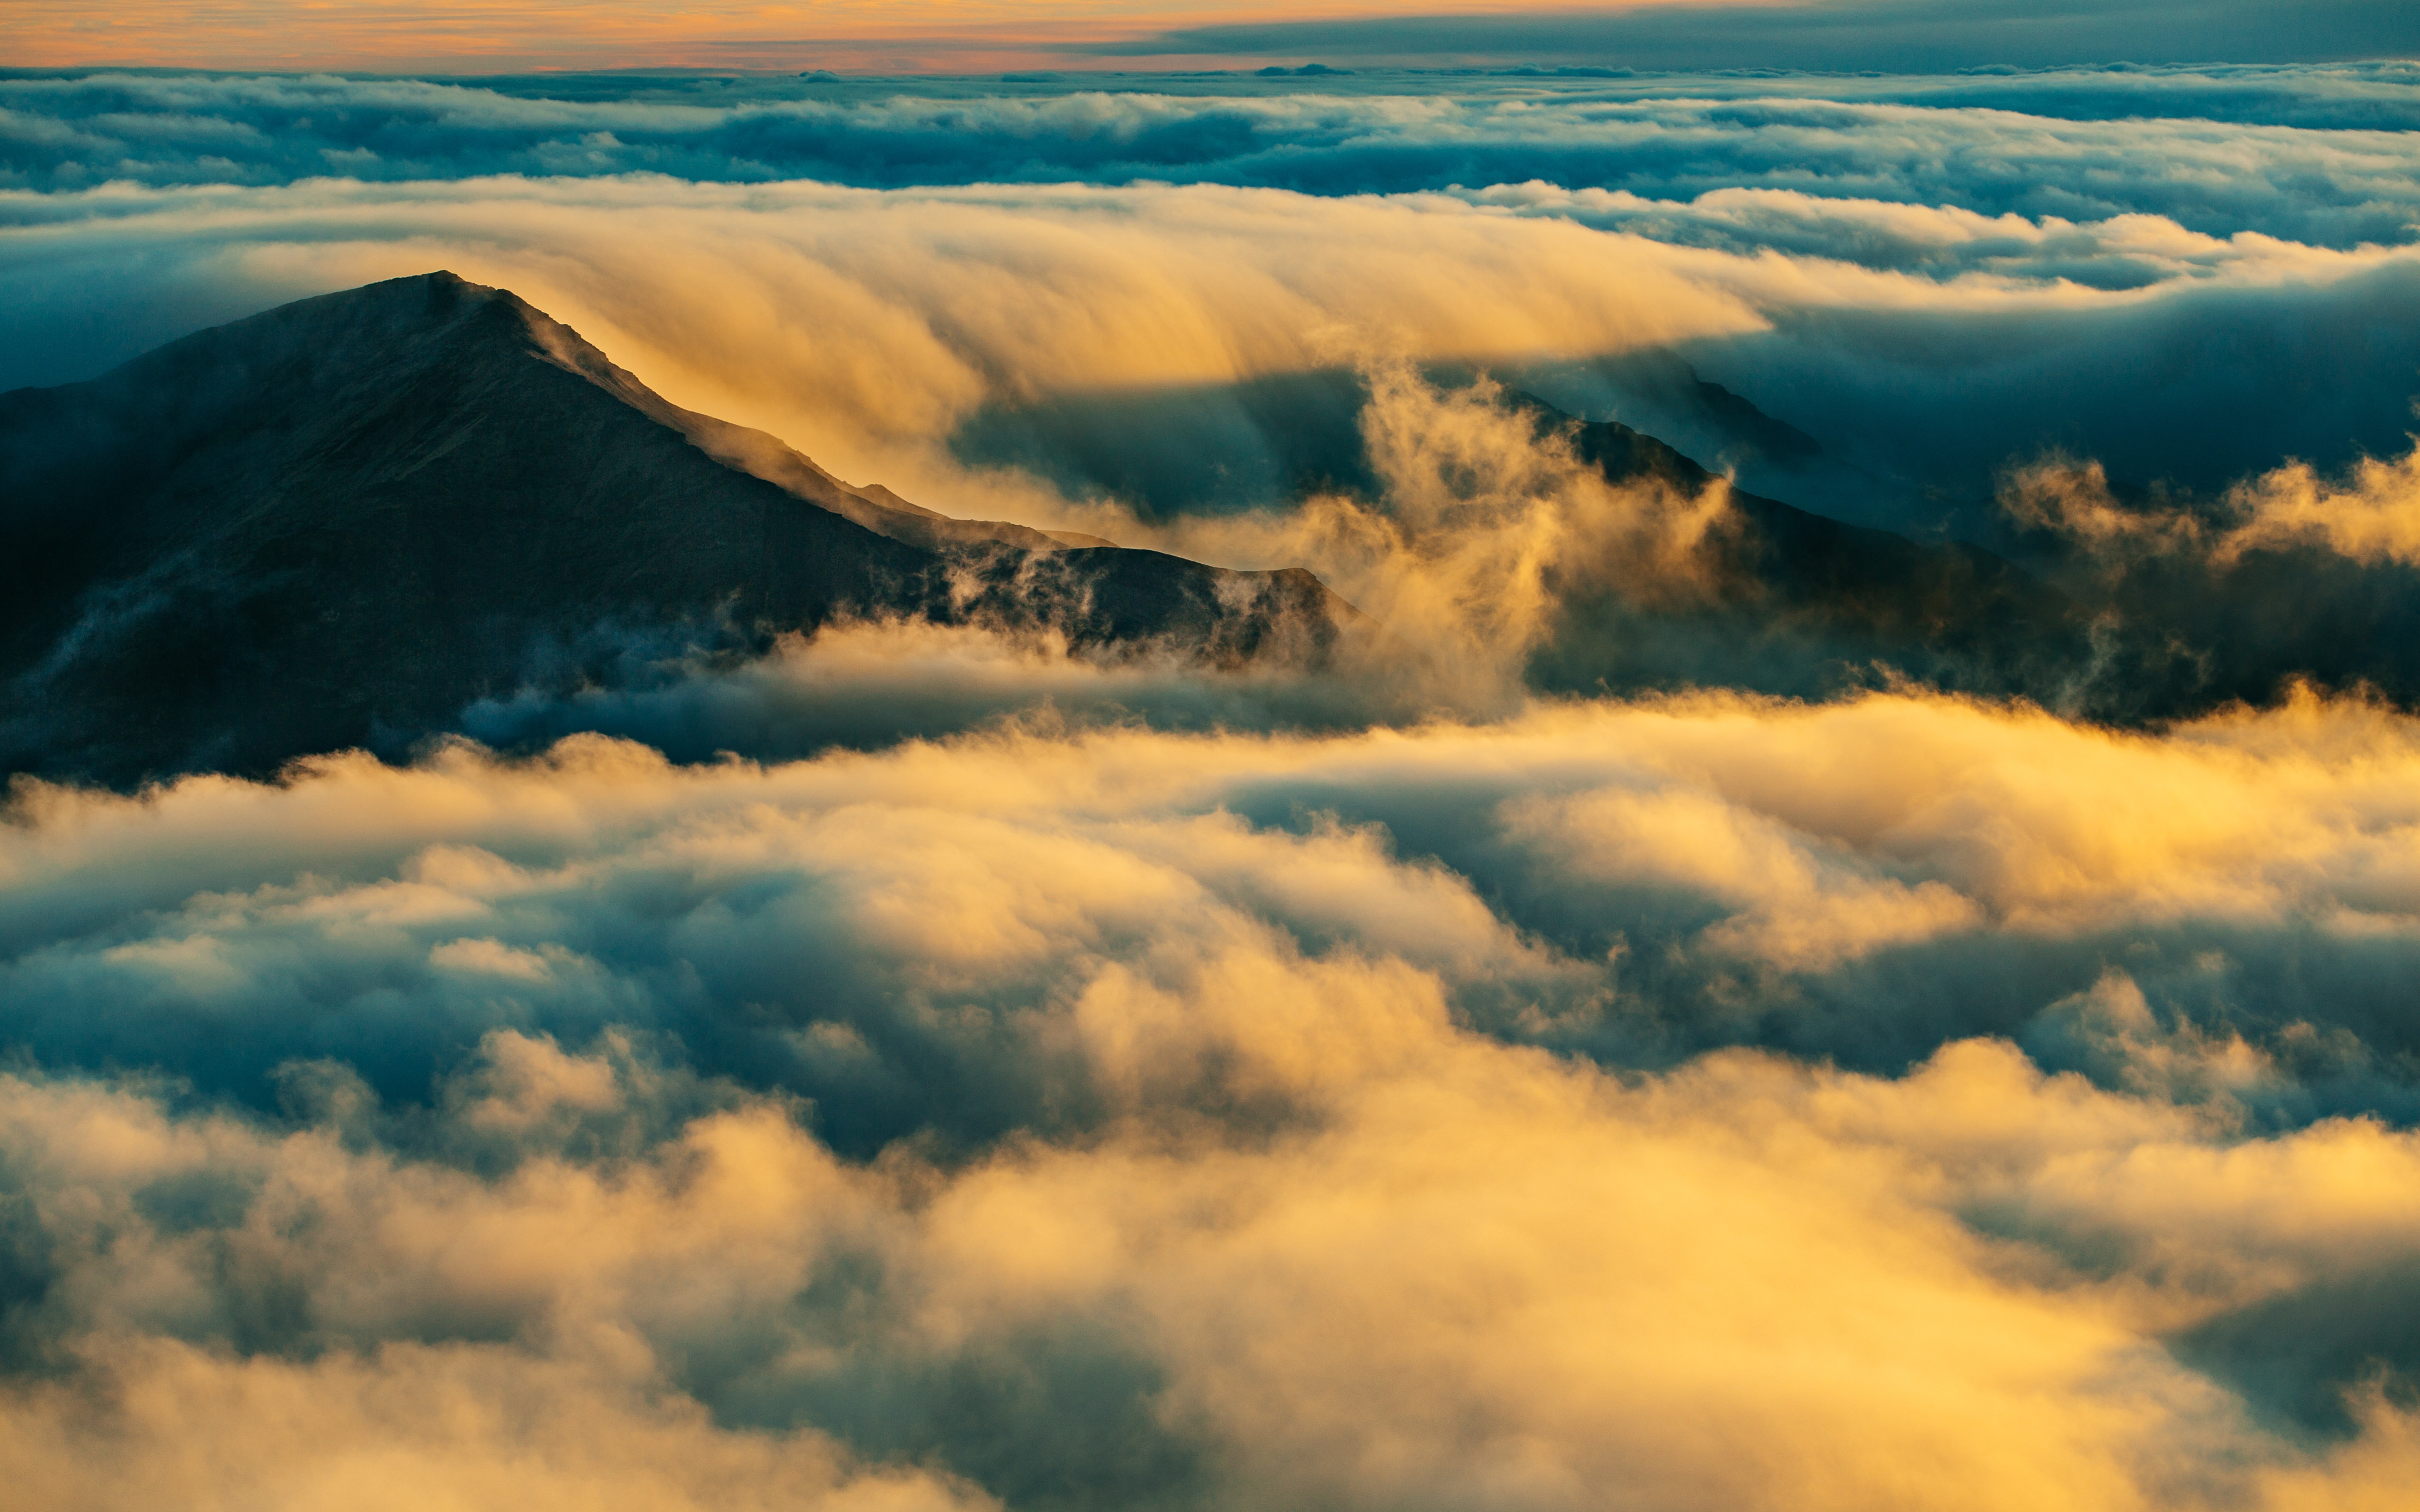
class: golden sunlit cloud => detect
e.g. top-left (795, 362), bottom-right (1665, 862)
top-left (8, 678), bottom-right (2420, 1508)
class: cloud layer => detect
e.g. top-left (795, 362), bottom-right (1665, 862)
top-left (11, 66), bottom-right (2420, 534)
top-left (13, 68), bottom-right (2420, 246)
top-left (8, 678), bottom-right (2420, 1505)
top-left (1109, 0), bottom-right (2420, 73)
top-left (9, 166), bottom-right (2420, 535)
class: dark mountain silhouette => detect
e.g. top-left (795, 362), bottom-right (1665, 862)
top-left (11, 272), bottom-right (2410, 791)
top-left (1508, 393), bottom-right (2093, 707)
top-left (1524, 394), bottom-right (2420, 719)
top-left (0, 272), bottom-right (1345, 786)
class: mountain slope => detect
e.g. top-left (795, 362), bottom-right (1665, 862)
top-left (1504, 394), bottom-right (2087, 705)
top-left (0, 272), bottom-right (1344, 785)
top-left (1528, 396), bottom-right (2420, 719)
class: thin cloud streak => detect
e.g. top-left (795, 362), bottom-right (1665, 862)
top-left (9, 0), bottom-right (2416, 72)
top-left (1094, 0), bottom-right (2420, 71)
top-left (4, 0), bottom-right (1642, 74)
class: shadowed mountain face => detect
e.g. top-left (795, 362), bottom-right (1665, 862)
top-left (10, 272), bottom-right (2409, 792)
top-left (0, 272), bottom-right (1344, 786)
top-left (1519, 398), bottom-right (2094, 708)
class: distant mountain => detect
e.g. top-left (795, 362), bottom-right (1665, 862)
top-left (1523, 394), bottom-right (2420, 721)
top-left (0, 273), bottom-right (1345, 785)
top-left (1514, 394), bottom-right (2090, 706)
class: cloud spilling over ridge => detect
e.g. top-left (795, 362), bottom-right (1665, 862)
top-left (9, 684), bottom-right (2420, 1503)
top-left (9, 169), bottom-right (2420, 530)
top-left (0, 175), bottom-right (1770, 455)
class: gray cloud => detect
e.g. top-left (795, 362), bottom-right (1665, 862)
top-left (1088, 0), bottom-right (2420, 72)
top-left (8, 67), bottom-right (2420, 246)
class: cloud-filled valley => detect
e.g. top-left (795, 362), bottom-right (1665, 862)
top-left (6, 56), bottom-right (2420, 1512)
top-left (9, 687), bottom-right (2420, 1506)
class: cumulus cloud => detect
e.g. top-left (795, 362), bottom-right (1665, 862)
top-left (1983, 438), bottom-right (2420, 714)
top-left (2222, 445), bottom-right (2420, 566)
top-left (0, 953), bottom-right (2417, 1506)
top-left (1121, 357), bottom-right (1745, 705)
top-left (6, 613), bottom-right (2420, 1503)
top-left (2002, 444), bottom-right (2420, 571)
top-left (14, 677), bottom-right (2420, 1116)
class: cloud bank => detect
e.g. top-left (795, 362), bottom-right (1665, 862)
top-left (1105, 0), bottom-right (2420, 73)
top-left (11, 66), bottom-right (2420, 534)
top-left (12, 69), bottom-right (2420, 247)
top-left (8, 678), bottom-right (2420, 1505)
top-left (8, 164), bottom-right (2420, 534)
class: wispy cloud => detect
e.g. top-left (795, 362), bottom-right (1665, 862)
top-left (1088, 0), bottom-right (2420, 72)
top-left (8, 0), bottom-right (2416, 72)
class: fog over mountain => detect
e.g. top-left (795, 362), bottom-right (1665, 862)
top-left (0, 271), bottom-right (1340, 784)
top-left (7, 55), bottom-right (2420, 1512)
top-left (20, 268), bottom-right (2420, 790)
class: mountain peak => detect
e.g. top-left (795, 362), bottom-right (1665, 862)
top-left (0, 275), bottom-right (1350, 786)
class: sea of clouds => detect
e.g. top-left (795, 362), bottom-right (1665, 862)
top-left (5, 63), bottom-right (2420, 1510)
top-left (11, 668), bottom-right (2420, 1508)
top-left (9, 66), bottom-right (2420, 527)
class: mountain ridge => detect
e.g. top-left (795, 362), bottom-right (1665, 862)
top-left (0, 271), bottom-right (1345, 786)
top-left (17, 270), bottom-right (2408, 791)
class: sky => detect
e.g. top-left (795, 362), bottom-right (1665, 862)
top-left (7, 0), bottom-right (2417, 72)
top-left (8, 9), bottom-right (2420, 1512)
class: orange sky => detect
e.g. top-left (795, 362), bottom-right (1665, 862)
top-left (3, 0), bottom-right (1709, 73)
